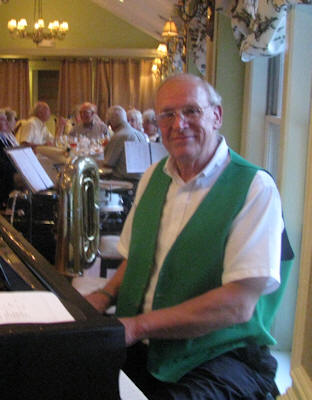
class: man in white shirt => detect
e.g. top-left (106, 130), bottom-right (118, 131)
top-left (17, 101), bottom-right (54, 147)
top-left (86, 74), bottom-right (293, 399)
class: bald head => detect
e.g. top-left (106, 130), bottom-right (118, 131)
top-left (33, 101), bottom-right (51, 123)
top-left (156, 73), bottom-right (222, 112)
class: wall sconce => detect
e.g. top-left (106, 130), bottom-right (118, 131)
top-left (152, 17), bottom-right (184, 80)
top-left (156, 43), bottom-right (167, 58)
top-left (162, 18), bottom-right (179, 38)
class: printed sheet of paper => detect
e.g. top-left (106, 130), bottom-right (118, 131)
top-left (125, 142), bottom-right (151, 173)
top-left (0, 291), bottom-right (75, 325)
top-left (150, 143), bottom-right (168, 164)
top-left (6, 147), bottom-right (54, 193)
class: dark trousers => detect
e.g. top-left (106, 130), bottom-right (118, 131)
top-left (122, 343), bottom-right (280, 400)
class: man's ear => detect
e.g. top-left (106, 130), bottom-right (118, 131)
top-left (213, 105), bottom-right (223, 130)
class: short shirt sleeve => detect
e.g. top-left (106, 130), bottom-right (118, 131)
top-left (222, 170), bottom-right (284, 295)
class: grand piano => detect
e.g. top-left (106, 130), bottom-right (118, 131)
top-left (0, 214), bottom-right (126, 400)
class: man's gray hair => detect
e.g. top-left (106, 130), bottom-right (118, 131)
top-left (157, 73), bottom-right (222, 107)
top-left (127, 108), bottom-right (143, 131)
top-left (143, 109), bottom-right (157, 124)
top-left (106, 105), bottom-right (127, 125)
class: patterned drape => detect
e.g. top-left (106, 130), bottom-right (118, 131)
top-left (94, 59), bottom-right (159, 121)
top-left (216, 0), bottom-right (312, 62)
top-left (57, 59), bottom-right (92, 119)
top-left (187, 2), bottom-right (211, 76)
top-left (0, 59), bottom-right (30, 119)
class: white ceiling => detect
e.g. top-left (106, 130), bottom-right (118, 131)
top-left (91, 0), bottom-right (177, 40)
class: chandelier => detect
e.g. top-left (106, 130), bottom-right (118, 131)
top-left (7, 0), bottom-right (69, 45)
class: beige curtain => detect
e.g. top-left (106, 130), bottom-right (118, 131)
top-left (137, 60), bottom-right (160, 112)
top-left (0, 59), bottom-right (30, 119)
top-left (94, 59), bottom-right (160, 121)
top-left (57, 59), bottom-right (92, 119)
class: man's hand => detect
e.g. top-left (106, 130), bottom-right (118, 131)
top-left (119, 317), bottom-right (140, 346)
top-left (84, 259), bottom-right (128, 314)
top-left (85, 292), bottom-right (111, 314)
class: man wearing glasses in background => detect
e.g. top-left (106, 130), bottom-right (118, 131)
top-left (69, 102), bottom-right (108, 140)
top-left (86, 74), bottom-right (293, 400)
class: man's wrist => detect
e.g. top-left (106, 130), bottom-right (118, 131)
top-left (96, 288), bottom-right (116, 304)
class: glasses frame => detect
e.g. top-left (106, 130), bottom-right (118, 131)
top-left (157, 105), bottom-right (211, 126)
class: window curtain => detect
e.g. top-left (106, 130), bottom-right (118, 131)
top-left (94, 59), bottom-right (159, 121)
top-left (57, 59), bottom-right (92, 119)
top-left (0, 59), bottom-right (30, 119)
top-left (216, 0), bottom-right (312, 62)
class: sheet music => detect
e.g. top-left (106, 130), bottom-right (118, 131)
top-left (0, 291), bottom-right (75, 324)
top-left (125, 142), bottom-right (168, 173)
top-left (125, 142), bottom-right (151, 173)
top-left (6, 147), bottom-right (54, 193)
top-left (150, 142), bottom-right (168, 164)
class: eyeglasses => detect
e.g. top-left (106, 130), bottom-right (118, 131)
top-left (157, 105), bottom-right (210, 126)
top-left (80, 110), bottom-right (93, 115)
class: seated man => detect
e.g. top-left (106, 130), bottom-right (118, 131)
top-left (16, 101), bottom-right (54, 147)
top-left (103, 105), bottom-right (146, 182)
top-left (86, 74), bottom-right (294, 400)
top-left (69, 102), bottom-right (108, 140)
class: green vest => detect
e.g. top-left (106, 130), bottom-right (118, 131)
top-left (116, 150), bottom-right (294, 382)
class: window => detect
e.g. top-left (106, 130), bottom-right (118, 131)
top-left (264, 55), bottom-right (285, 180)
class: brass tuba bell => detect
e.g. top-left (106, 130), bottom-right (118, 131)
top-left (55, 155), bottom-right (100, 276)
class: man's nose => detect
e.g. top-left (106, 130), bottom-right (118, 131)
top-left (171, 111), bottom-right (188, 130)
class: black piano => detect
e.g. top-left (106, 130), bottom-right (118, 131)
top-left (0, 215), bottom-right (126, 400)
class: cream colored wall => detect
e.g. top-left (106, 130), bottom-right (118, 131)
top-left (214, 13), bottom-right (245, 152)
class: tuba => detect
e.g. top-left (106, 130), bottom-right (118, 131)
top-left (55, 155), bottom-right (100, 276)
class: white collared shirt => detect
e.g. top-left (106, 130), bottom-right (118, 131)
top-left (17, 116), bottom-right (53, 145)
top-left (118, 136), bottom-right (283, 314)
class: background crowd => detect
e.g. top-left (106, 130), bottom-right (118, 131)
top-left (0, 100), bottom-right (162, 212)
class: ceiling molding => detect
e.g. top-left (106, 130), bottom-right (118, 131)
top-left (0, 47), bottom-right (158, 59)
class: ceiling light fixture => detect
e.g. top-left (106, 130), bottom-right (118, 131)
top-left (8, 0), bottom-right (69, 45)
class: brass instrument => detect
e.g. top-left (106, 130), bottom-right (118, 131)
top-left (55, 155), bottom-right (100, 276)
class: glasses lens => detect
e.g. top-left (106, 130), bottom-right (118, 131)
top-left (157, 106), bottom-right (203, 126)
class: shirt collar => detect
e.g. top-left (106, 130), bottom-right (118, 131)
top-left (33, 116), bottom-right (44, 127)
top-left (163, 134), bottom-right (229, 182)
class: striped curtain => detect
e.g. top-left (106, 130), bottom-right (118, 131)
top-left (57, 59), bottom-right (92, 119)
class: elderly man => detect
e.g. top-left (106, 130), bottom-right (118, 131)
top-left (86, 74), bottom-right (293, 399)
top-left (69, 102), bottom-right (108, 140)
top-left (103, 105), bottom-right (146, 182)
top-left (17, 101), bottom-right (54, 146)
